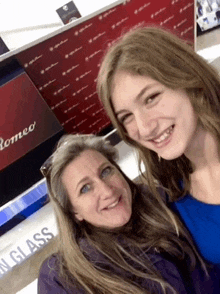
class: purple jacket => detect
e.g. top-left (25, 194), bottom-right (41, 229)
top-left (38, 239), bottom-right (220, 294)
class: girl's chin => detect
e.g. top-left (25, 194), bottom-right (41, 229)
top-left (159, 151), bottom-right (184, 161)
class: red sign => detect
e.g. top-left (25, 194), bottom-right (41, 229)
top-left (16, 0), bottom-right (194, 135)
top-left (0, 72), bottom-right (63, 171)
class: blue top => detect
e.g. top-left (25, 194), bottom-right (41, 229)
top-left (171, 194), bottom-right (220, 266)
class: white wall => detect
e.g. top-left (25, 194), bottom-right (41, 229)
top-left (0, 0), bottom-right (118, 50)
top-left (16, 279), bottom-right (38, 294)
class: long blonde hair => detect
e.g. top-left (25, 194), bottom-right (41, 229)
top-left (97, 25), bottom-right (220, 201)
top-left (42, 134), bottom-right (206, 294)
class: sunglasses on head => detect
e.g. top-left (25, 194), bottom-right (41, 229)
top-left (40, 134), bottom-right (104, 177)
top-left (40, 155), bottom-right (53, 177)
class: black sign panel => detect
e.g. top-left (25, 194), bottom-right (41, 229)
top-left (56, 1), bottom-right (81, 24)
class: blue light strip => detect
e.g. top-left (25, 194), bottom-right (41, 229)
top-left (0, 180), bottom-right (48, 229)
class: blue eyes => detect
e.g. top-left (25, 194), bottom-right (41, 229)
top-left (101, 166), bottom-right (112, 178)
top-left (80, 184), bottom-right (91, 194)
top-left (79, 166), bottom-right (113, 194)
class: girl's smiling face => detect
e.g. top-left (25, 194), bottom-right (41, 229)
top-left (111, 71), bottom-right (199, 160)
top-left (62, 149), bottom-right (132, 229)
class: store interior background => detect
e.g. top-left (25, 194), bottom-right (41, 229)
top-left (0, 0), bottom-right (220, 293)
top-left (1, 0), bottom-right (220, 62)
top-left (196, 0), bottom-right (220, 71)
top-left (0, 0), bottom-right (116, 51)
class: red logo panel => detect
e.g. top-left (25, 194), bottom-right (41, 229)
top-left (0, 72), bottom-right (63, 171)
top-left (16, 0), bottom-right (195, 135)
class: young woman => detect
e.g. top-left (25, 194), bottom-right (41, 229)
top-left (97, 26), bottom-right (220, 267)
top-left (38, 134), bottom-right (218, 294)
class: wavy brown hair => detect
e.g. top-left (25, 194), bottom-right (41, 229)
top-left (41, 134), bottom-right (206, 294)
top-left (97, 25), bottom-right (220, 202)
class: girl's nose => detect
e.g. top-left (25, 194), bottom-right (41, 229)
top-left (135, 111), bottom-right (158, 140)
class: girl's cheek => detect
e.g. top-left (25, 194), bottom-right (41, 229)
top-left (127, 125), bottom-right (138, 140)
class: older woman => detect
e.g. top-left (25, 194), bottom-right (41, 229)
top-left (97, 26), bottom-right (220, 268)
top-left (38, 134), bottom-right (219, 294)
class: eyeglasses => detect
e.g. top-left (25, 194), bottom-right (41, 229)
top-left (40, 155), bottom-right (53, 177)
top-left (40, 138), bottom-right (68, 177)
top-left (40, 140), bottom-right (69, 177)
top-left (40, 134), bottom-right (105, 177)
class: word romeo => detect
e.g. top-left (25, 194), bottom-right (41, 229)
top-left (0, 121), bottom-right (36, 151)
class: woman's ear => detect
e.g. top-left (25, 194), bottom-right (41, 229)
top-left (71, 205), bottom-right (84, 222)
top-left (75, 213), bottom-right (84, 221)
top-left (70, 204), bottom-right (84, 221)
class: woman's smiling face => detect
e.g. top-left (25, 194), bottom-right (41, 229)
top-left (111, 71), bottom-right (199, 160)
top-left (62, 149), bottom-right (132, 229)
